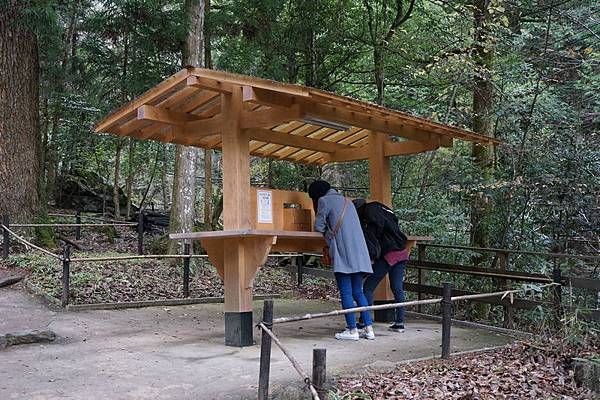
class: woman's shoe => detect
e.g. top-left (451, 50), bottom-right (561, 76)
top-left (335, 329), bottom-right (359, 341)
top-left (359, 327), bottom-right (375, 340)
top-left (388, 323), bottom-right (405, 332)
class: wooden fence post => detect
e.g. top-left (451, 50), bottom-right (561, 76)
top-left (553, 259), bottom-right (563, 329)
top-left (441, 282), bottom-right (452, 359)
top-left (498, 251), bottom-right (514, 329)
top-left (258, 299), bottom-right (274, 400)
top-left (312, 348), bottom-right (327, 400)
top-left (137, 212), bottom-right (144, 255)
top-left (75, 210), bottom-right (81, 240)
top-left (61, 245), bottom-right (71, 307)
top-left (2, 214), bottom-right (9, 259)
top-left (297, 255), bottom-right (304, 287)
top-left (183, 243), bottom-right (190, 298)
top-left (417, 244), bottom-right (426, 313)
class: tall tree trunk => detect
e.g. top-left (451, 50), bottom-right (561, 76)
top-left (168, 0), bottom-right (205, 253)
top-left (125, 137), bottom-right (135, 219)
top-left (374, 46), bottom-right (385, 106)
top-left (203, 0), bottom-right (213, 230)
top-left (113, 140), bottom-right (123, 219)
top-left (0, 2), bottom-right (41, 221)
top-left (470, 0), bottom-right (494, 248)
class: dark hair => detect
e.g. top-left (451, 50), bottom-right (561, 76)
top-left (308, 180), bottom-right (331, 200)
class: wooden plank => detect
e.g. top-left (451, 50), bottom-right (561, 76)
top-left (187, 75), bottom-right (232, 93)
top-left (240, 105), bottom-right (304, 130)
top-left (383, 139), bottom-right (439, 157)
top-left (407, 260), bottom-right (552, 283)
top-left (137, 105), bottom-right (201, 125)
top-left (566, 276), bottom-right (600, 291)
top-left (245, 128), bottom-right (350, 153)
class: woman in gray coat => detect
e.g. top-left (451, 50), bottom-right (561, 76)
top-left (308, 180), bottom-right (375, 341)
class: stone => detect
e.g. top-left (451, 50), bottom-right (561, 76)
top-left (0, 275), bottom-right (24, 288)
top-left (0, 329), bottom-right (56, 349)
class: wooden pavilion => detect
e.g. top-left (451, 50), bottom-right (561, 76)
top-left (95, 67), bottom-right (499, 346)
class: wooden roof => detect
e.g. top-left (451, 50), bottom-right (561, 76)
top-left (94, 67), bottom-right (500, 165)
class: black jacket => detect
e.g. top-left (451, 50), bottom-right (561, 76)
top-left (355, 201), bottom-right (407, 261)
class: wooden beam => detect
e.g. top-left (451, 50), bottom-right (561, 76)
top-left (245, 128), bottom-right (349, 153)
top-left (242, 86), bottom-right (299, 108)
top-left (384, 139), bottom-right (440, 157)
top-left (137, 105), bottom-right (201, 125)
top-left (187, 75), bottom-right (232, 93)
top-left (182, 114), bottom-right (224, 138)
top-left (240, 104), bottom-right (303, 130)
top-left (323, 146), bottom-right (369, 163)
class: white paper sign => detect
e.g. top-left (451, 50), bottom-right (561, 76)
top-left (257, 190), bottom-right (273, 224)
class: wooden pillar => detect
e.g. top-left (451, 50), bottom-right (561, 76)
top-left (368, 131), bottom-right (395, 322)
top-left (220, 87), bottom-right (259, 346)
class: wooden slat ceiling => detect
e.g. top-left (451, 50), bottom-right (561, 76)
top-left (94, 67), bottom-right (500, 165)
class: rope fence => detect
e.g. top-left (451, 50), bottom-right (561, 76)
top-left (1, 224), bottom-right (62, 260)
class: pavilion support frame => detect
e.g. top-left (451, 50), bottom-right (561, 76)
top-left (95, 68), bottom-right (499, 347)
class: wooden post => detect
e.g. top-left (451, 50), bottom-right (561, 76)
top-left (221, 87), bottom-right (259, 346)
top-left (369, 131), bottom-right (395, 322)
top-left (137, 212), bottom-right (144, 255)
top-left (61, 245), bottom-right (71, 307)
top-left (441, 282), bottom-right (451, 359)
top-left (312, 348), bottom-right (327, 400)
top-left (183, 243), bottom-right (191, 298)
top-left (417, 243), bottom-right (426, 313)
top-left (258, 299), bottom-right (274, 400)
top-left (2, 214), bottom-right (9, 259)
top-left (553, 259), bottom-right (563, 329)
top-left (75, 210), bottom-right (81, 240)
top-left (297, 255), bottom-right (304, 287)
top-left (498, 251), bottom-right (513, 329)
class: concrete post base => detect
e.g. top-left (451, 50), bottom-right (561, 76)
top-left (374, 300), bottom-right (396, 323)
top-left (225, 311), bottom-right (254, 347)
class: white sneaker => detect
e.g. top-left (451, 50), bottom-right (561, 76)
top-left (335, 329), bottom-right (359, 341)
top-left (359, 328), bottom-right (375, 340)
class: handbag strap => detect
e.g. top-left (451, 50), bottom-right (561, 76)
top-left (331, 198), bottom-right (349, 237)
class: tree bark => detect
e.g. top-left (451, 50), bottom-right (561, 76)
top-left (113, 140), bottom-right (123, 219)
top-left (0, 2), bottom-right (41, 221)
top-left (169, 0), bottom-right (205, 253)
top-left (470, 0), bottom-right (494, 248)
top-left (125, 138), bottom-right (135, 219)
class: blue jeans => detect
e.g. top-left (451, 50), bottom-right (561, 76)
top-left (363, 258), bottom-right (406, 324)
top-left (334, 272), bottom-right (373, 329)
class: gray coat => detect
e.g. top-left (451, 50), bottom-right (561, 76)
top-left (314, 189), bottom-right (373, 275)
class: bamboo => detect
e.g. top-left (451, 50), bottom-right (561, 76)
top-left (272, 283), bottom-right (560, 325)
top-left (258, 322), bottom-right (320, 400)
top-left (0, 225), bottom-right (62, 260)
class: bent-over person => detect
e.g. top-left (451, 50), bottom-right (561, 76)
top-left (354, 199), bottom-right (408, 332)
top-left (308, 180), bottom-right (375, 341)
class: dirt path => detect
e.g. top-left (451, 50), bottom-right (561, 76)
top-left (1, 287), bottom-right (515, 399)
